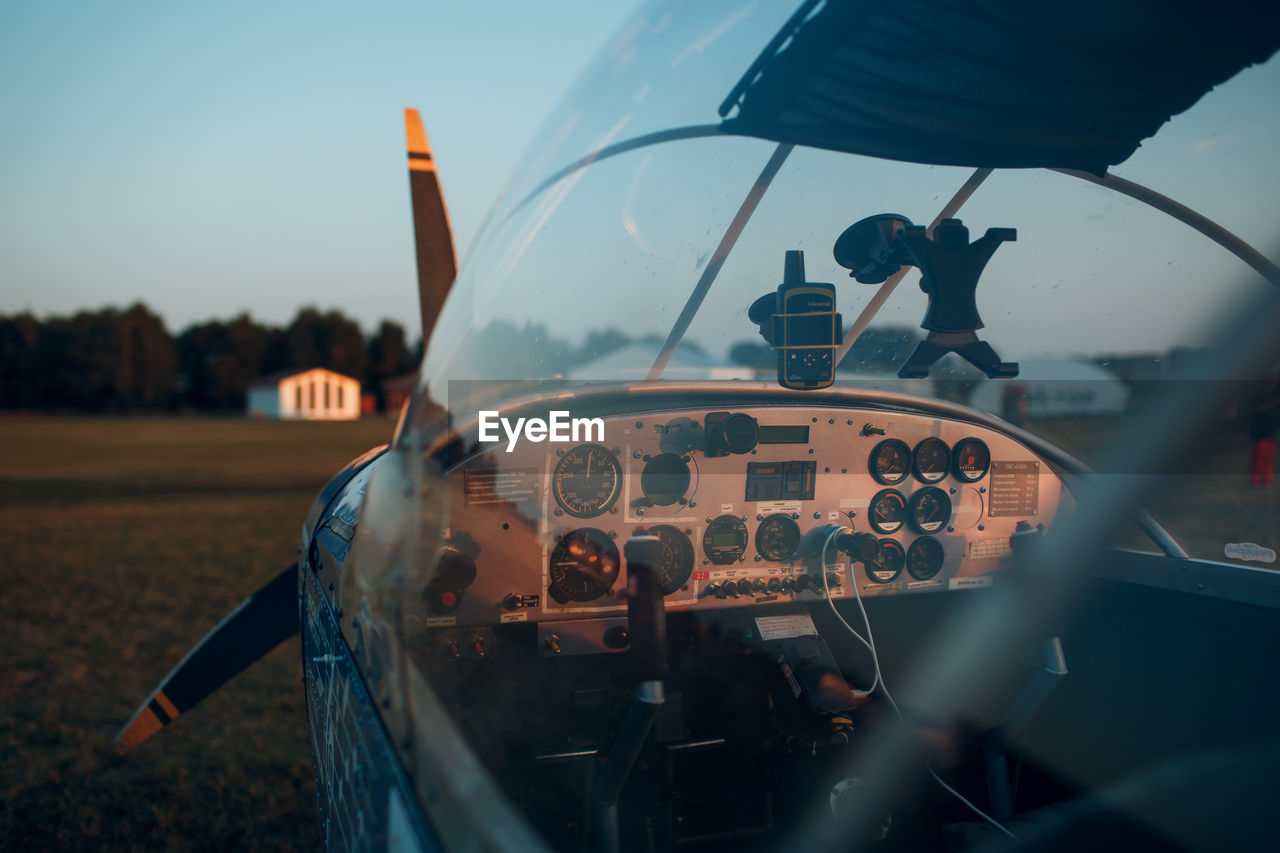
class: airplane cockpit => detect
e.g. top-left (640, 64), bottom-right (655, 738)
top-left (300, 3), bottom-right (1280, 851)
top-left (384, 391), bottom-right (1079, 849)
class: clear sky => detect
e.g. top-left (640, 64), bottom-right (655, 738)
top-left (2, 1), bottom-right (1277, 361)
top-left (0, 1), bottom-right (636, 339)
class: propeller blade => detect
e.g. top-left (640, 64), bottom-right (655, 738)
top-left (405, 107), bottom-right (458, 346)
top-left (114, 564), bottom-right (300, 754)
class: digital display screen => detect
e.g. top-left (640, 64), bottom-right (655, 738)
top-left (758, 425), bottom-right (810, 445)
top-left (789, 314), bottom-right (835, 342)
top-left (712, 532), bottom-right (739, 547)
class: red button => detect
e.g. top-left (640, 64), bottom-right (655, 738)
top-left (440, 591), bottom-right (457, 608)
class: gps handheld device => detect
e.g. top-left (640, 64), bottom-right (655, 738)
top-left (748, 251), bottom-right (844, 390)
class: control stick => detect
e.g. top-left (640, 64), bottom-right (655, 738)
top-left (590, 530), bottom-right (667, 853)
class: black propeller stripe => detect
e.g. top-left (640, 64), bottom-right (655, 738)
top-left (147, 698), bottom-right (173, 725)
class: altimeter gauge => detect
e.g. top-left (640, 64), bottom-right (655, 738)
top-left (548, 528), bottom-right (619, 603)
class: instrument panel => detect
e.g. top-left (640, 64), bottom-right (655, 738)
top-left (429, 405), bottom-right (1070, 633)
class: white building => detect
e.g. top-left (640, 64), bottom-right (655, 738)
top-left (968, 357), bottom-right (1128, 417)
top-left (247, 368), bottom-right (361, 420)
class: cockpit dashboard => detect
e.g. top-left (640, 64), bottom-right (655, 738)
top-left (421, 387), bottom-right (1072, 659)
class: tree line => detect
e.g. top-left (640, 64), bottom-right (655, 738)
top-left (0, 303), bottom-right (419, 413)
top-left (0, 305), bottom-right (964, 414)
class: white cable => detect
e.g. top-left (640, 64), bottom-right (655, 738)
top-left (820, 526), bottom-right (1018, 841)
top-left (819, 526), bottom-right (881, 695)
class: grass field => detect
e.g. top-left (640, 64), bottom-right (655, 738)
top-left (1023, 415), bottom-right (1279, 560)
top-left (1, 412), bottom-right (1273, 852)
top-left (1, 415), bottom-right (392, 852)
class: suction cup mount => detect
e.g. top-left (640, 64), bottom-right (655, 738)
top-left (834, 215), bottom-right (1019, 380)
top-left (832, 214), bottom-right (915, 283)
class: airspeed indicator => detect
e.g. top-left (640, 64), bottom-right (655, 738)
top-left (553, 444), bottom-right (622, 518)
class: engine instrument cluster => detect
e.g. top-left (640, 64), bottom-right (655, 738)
top-left (434, 404), bottom-right (1069, 636)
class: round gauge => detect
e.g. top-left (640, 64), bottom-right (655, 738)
top-left (640, 452), bottom-right (691, 506)
top-left (703, 515), bottom-right (748, 565)
top-left (755, 514), bottom-right (801, 563)
top-left (869, 439), bottom-right (912, 485)
top-left (548, 528), bottom-right (620, 603)
top-left (553, 444), bottom-right (622, 518)
top-left (650, 525), bottom-right (695, 595)
top-left (865, 539), bottom-right (905, 584)
top-left (906, 536), bottom-right (945, 581)
top-left (868, 489), bottom-right (908, 534)
top-left (913, 437), bottom-right (951, 483)
top-left (951, 437), bottom-right (991, 482)
top-left (718, 413), bottom-right (759, 454)
top-left (908, 486), bottom-right (952, 534)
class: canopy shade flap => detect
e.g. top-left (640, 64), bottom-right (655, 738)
top-left (719, 0), bottom-right (1280, 175)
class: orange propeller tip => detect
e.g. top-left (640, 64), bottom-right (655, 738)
top-left (405, 108), bottom-right (431, 156)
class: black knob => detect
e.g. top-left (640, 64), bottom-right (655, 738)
top-left (603, 626), bottom-right (630, 649)
top-left (841, 531), bottom-right (881, 564)
top-left (795, 574), bottom-right (812, 592)
top-left (501, 594), bottom-right (520, 611)
top-left (826, 572), bottom-right (841, 587)
top-left (737, 579), bottom-right (754, 595)
top-left (706, 582), bottom-right (725, 599)
top-left (724, 583), bottom-right (740, 598)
